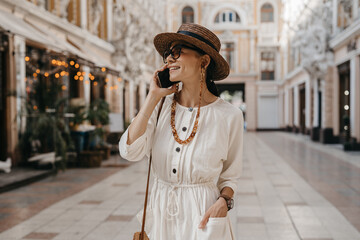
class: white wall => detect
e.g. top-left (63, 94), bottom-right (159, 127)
top-left (257, 95), bottom-right (279, 128)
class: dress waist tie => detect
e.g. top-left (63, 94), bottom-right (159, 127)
top-left (154, 178), bottom-right (216, 219)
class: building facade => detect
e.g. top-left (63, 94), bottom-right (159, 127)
top-left (166, 0), bottom-right (283, 131)
top-left (0, 0), bottom-right (166, 164)
top-left (280, 0), bottom-right (360, 150)
top-left (1, 0), bottom-right (359, 166)
top-left (167, 0), bottom-right (360, 150)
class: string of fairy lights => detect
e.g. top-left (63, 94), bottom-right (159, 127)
top-left (24, 55), bottom-right (123, 93)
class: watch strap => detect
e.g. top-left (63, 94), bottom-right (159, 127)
top-left (217, 194), bottom-right (233, 211)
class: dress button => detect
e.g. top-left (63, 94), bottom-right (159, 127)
top-left (188, 107), bottom-right (193, 112)
top-left (182, 127), bottom-right (187, 132)
top-left (172, 168), bottom-right (177, 174)
top-left (176, 147), bottom-right (180, 152)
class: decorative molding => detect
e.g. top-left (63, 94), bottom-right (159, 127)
top-left (329, 17), bottom-right (360, 49)
top-left (205, 2), bottom-right (248, 28)
top-left (292, 1), bottom-right (334, 80)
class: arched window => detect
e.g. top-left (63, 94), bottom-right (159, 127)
top-left (214, 10), bottom-right (240, 24)
top-left (221, 43), bottom-right (235, 70)
top-left (261, 3), bottom-right (274, 22)
top-left (182, 6), bottom-right (194, 23)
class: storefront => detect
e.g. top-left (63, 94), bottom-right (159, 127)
top-left (0, 33), bottom-right (8, 162)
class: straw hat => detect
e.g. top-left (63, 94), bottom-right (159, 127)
top-left (153, 23), bottom-right (230, 81)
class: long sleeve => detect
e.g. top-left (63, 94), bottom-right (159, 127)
top-left (217, 109), bottom-right (244, 194)
top-left (118, 103), bottom-right (160, 162)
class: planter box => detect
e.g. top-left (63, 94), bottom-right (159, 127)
top-left (78, 151), bottom-right (102, 168)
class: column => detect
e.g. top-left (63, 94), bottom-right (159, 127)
top-left (319, 66), bottom-right (336, 144)
top-left (6, 36), bottom-right (18, 158)
top-left (80, 0), bottom-right (87, 29)
top-left (106, 0), bottom-right (113, 41)
top-left (284, 40), bottom-right (288, 77)
top-left (325, 66), bottom-right (335, 131)
top-left (350, 56), bottom-right (360, 140)
top-left (312, 78), bottom-right (319, 128)
top-left (305, 77), bottom-right (311, 129)
top-left (129, 81), bottom-right (135, 120)
top-left (119, 81), bottom-right (124, 116)
top-left (124, 81), bottom-right (130, 123)
top-left (332, 0), bottom-right (338, 35)
top-left (240, 33), bottom-right (247, 72)
top-left (250, 30), bottom-right (255, 72)
top-left (284, 87), bottom-right (289, 126)
top-left (14, 36), bottom-right (26, 134)
top-left (293, 85), bottom-right (299, 128)
top-left (353, 0), bottom-right (359, 20)
top-left (279, 90), bottom-right (284, 128)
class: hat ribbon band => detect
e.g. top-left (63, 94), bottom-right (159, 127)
top-left (177, 30), bottom-right (218, 52)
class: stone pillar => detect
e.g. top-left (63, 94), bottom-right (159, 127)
top-left (279, 90), bottom-right (284, 128)
top-left (250, 30), bottom-right (255, 72)
top-left (350, 56), bottom-right (360, 142)
top-left (6, 35), bottom-right (18, 161)
top-left (284, 41), bottom-right (288, 78)
top-left (353, 0), bottom-right (359, 19)
top-left (311, 78), bottom-right (320, 140)
top-left (305, 77), bottom-right (311, 131)
top-left (289, 88), bottom-right (293, 129)
top-left (320, 66), bottom-right (336, 143)
top-left (124, 81), bottom-right (130, 124)
top-left (14, 36), bottom-right (26, 134)
top-left (129, 80), bottom-right (135, 120)
top-left (119, 81), bottom-right (124, 115)
top-left (332, 0), bottom-right (338, 35)
top-left (312, 79), bottom-right (319, 128)
top-left (293, 85), bottom-right (299, 132)
top-left (284, 87), bottom-right (289, 127)
top-left (80, 0), bottom-right (87, 29)
top-left (245, 82), bottom-right (257, 131)
top-left (106, 0), bottom-right (113, 41)
top-left (240, 32), bottom-right (248, 72)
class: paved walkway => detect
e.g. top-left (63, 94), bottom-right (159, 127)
top-left (0, 132), bottom-right (359, 240)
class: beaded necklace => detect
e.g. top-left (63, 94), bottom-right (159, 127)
top-left (170, 68), bottom-right (205, 145)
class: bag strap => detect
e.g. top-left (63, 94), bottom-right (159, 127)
top-left (140, 97), bottom-right (166, 239)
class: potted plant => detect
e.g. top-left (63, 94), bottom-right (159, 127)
top-left (87, 98), bottom-right (111, 160)
top-left (15, 76), bottom-right (74, 171)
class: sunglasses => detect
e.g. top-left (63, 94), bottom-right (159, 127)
top-left (163, 44), bottom-right (204, 64)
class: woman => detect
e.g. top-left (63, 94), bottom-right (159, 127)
top-left (119, 23), bottom-right (244, 240)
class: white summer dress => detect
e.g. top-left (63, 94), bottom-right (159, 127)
top-left (119, 93), bottom-right (244, 240)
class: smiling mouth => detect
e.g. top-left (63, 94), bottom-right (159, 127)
top-left (169, 67), bottom-right (180, 72)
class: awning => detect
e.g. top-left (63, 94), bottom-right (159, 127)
top-left (0, 9), bottom-right (63, 52)
top-left (67, 35), bottom-right (118, 72)
top-left (0, 8), bottom-right (119, 73)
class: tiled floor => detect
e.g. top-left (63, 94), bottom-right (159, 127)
top-left (0, 132), bottom-right (359, 240)
top-left (0, 155), bottom-right (130, 234)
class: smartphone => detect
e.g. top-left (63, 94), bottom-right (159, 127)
top-left (157, 68), bottom-right (179, 88)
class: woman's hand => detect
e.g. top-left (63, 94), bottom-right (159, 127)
top-left (198, 197), bottom-right (228, 229)
top-left (148, 65), bottom-right (177, 100)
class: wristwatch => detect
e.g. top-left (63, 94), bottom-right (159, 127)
top-left (217, 194), bottom-right (234, 211)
